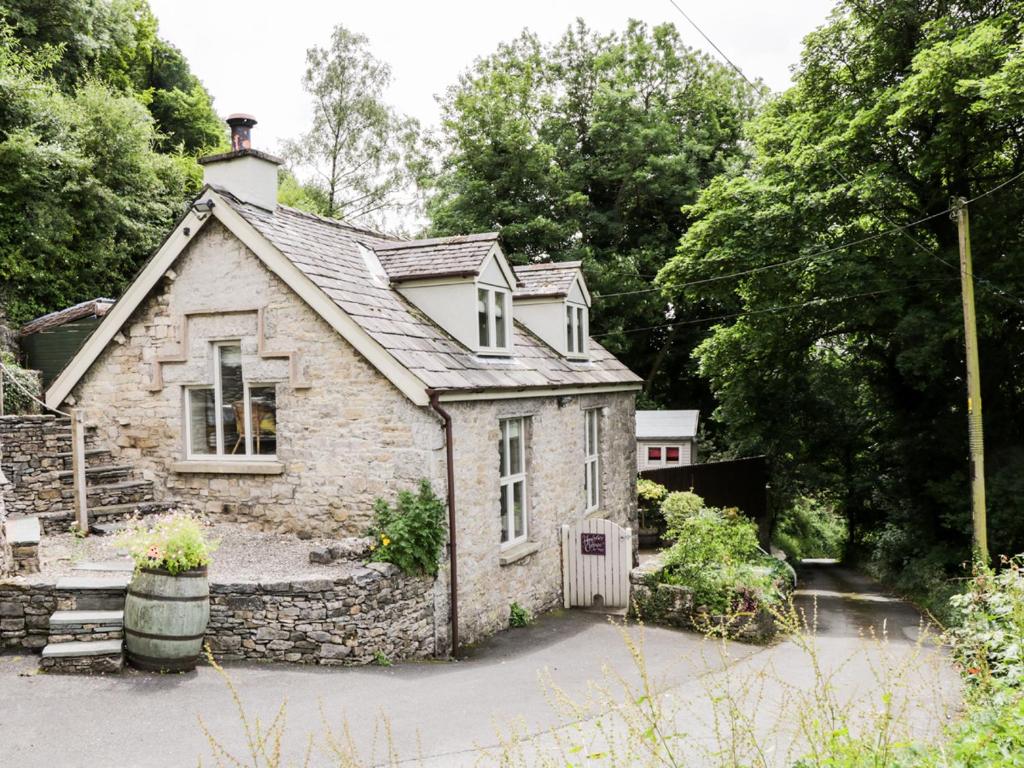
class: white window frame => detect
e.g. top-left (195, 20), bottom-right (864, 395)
top-left (566, 302), bottom-right (588, 357)
top-left (477, 286), bottom-right (511, 354)
top-left (584, 408), bottom-right (600, 512)
top-left (184, 342), bottom-right (278, 461)
top-left (499, 417), bottom-right (528, 547)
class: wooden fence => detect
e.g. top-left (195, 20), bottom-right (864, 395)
top-left (641, 455), bottom-right (770, 543)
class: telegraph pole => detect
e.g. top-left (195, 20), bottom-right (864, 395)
top-left (952, 198), bottom-right (988, 564)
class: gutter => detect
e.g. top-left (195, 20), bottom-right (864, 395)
top-left (427, 389), bottom-right (459, 657)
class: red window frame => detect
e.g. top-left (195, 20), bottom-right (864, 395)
top-left (666, 446), bottom-right (681, 463)
top-left (647, 446), bottom-right (662, 462)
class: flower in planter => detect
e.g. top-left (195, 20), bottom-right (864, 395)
top-left (115, 510), bottom-right (218, 575)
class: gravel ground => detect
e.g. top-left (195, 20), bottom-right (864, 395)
top-left (38, 523), bottom-right (363, 581)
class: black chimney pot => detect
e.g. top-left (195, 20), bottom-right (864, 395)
top-left (226, 113), bottom-right (257, 151)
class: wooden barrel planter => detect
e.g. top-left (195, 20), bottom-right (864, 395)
top-left (124, 566), bottom-right (210, 672)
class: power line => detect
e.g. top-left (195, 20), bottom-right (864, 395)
top-left (667, 0), bottom-right (755, 87)
top-left (591, 278), bottom-right (957, 338)
top-left (593, 206), bottom-right (954, 300)
top-left (663, 0), bottom-right (1024, 308)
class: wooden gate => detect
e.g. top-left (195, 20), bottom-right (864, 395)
top-left (561, 517), bottom-right (632, 609)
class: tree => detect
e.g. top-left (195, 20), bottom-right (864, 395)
top-left (1, 0), bottom-right (224, 153)
top-left (282, 25), bottom-right (424, 228)
top-left (428, 19), bottom-right (760, 410)
top-left (661, 0), bottom-right (1024, 580)
top-left (0, 22), bottom-right (200, 324)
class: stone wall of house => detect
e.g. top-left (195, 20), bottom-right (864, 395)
top-left (0, 579), bottom-right (55, 650)
top-left (0, 415), bottom-right (73, 517)
top-left (447, 390), bottom-right (637, 644)
top-left (206, 563), bottom-right (447, 664)
top-left (69, 221), bottom-right (445, 538)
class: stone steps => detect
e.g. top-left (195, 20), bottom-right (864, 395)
top-left (59, 478), bottom-right (155, 508)
top-left (56, 575), bottom-right (130, 611)
top-left (41, 579), bottom-right (129, 674)
top-left (48, 610), bottom-right (124, 642)
top-left (40, 639), bottom-right (124, 674)
top-left (38, 500), bottom-right (175, 535)
top-left (54, 448), bottom-right (113, 470)
top-left (56, 464), bottom-right (133, 486)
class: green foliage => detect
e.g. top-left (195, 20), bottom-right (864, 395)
top-left (661, 0), bottom-right (1024, 589)
top-left (428, 19), bottom-right (761, 410)
top-left (509, 602), bottom-right (531, 628)
top-left (661, 506), bottom-right (784, 613)
top-left (0, 351), bottom-right (40, 414)
top-left (1, 0), bottom-right (223, 153)
top-left (372, 650), bottom-right (392, 667)
top-left (659, 490), bottom-right (704, 537)
top-left (114, 511), bottom-right (218, 574)
top-left (636, 477), bottom-right (667, 529)
top-left (367, 480), bottom-right (447, 577)
top-left (0, 16), bottom-right (205, 324)
top-left (948, 557), bottom-right (1024, 691)
top-left (281, 24), bottom-right (425, 229)
top-left (772, 497), bottom-right (848, 562)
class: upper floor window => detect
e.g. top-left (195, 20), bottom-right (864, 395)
top-left (499, 417), bottom-right (528, 546)
top-left (186, 343), bottom-right (277, 459)
top-left (478, 287), bottom-right (510, 353)
top-left (584, 409), bottom-right (600, 512)
top-left (566, 304), bottom-right (587, 356)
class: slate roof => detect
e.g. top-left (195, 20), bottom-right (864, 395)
top-left (220, 193), bottom-right (641, 393)
top-left (374, 232), bottom-right (502, 282)
top-left (636, 410), bottom-right (700, 440)
top-left (513, 261), bottom-right (582, 299)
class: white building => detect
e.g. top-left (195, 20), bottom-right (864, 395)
top-left (636, 410), bottom-right (700, 471)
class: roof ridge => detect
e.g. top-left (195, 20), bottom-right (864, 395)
top-left (274, 203), bottom-right (402, 242)
top-left (373, 231), bottom-right (499, 251)
top-left (514, 260), bottom-right (582, 271)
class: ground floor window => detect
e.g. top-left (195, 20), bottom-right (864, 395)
top-left (499, 417), bottom-right (528, 546)
top-left (186, 342), bottom-right (277, 458)
top-left (584, 408), bottom-right (600, 512)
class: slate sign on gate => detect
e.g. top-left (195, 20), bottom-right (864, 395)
top-left (580, 532), bottom-right (606, 555)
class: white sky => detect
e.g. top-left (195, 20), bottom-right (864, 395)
top-left (149, 0), bottom-right (836, 155)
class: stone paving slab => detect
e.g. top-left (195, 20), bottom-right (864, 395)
top-left (41, 639), bottom-right (123, 658)
top-left (72, 560), bottom-right (134, 573)
top-left (4, 516), bottom-right (41, 544)
top-left (49, 610), bottom-right (124, 626)
top-left (55, 575), bottom-right (131, 591)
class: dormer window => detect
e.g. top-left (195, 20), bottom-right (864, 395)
top-left (566, 304), bottom-right (587, 357)
top-left (478, 287), bottom-right (511, 353)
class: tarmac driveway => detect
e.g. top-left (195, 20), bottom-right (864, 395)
top-left (0, 562), bottom-right (959, 767)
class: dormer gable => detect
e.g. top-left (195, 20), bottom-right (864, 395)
top-left (373, 233), bottom-right (519, 356)
top-left (512, 261), bottom-right (592, 359)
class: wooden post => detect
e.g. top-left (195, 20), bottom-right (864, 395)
top-left (70, 409), bottom-right (89, 535)
top-left (953, 199), bottom-right (988, 564)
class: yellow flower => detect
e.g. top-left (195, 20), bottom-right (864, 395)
top-left (382, 536), bottom-right (391, 547)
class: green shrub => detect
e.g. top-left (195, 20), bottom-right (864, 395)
top-left (509, 602), bottom-right (530, 628)
top-left (772, 497), bottom-right (848, 561)
top-left (660, 490), bottom-right (705, 538)
top-left (660, 507), bottom-right (785, 613)
top-left (636, 477), bottom-right (668, 529)
top-left (948, 557), bottom-right (1024, 691)
top-left (114, 511), bottom-right (218, 574)
top-left (0, 352), bottom-right (41, 414)
top-left (367, 480), bottom-right (447, 576)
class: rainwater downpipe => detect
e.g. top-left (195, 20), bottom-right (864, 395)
top-left (427, 389), bottom-right (459, 657)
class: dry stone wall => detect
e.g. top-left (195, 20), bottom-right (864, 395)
top-left (206, 563), bottom-right (447, 664)
top-left (0, 580), bottom-right (55, 650)
top-left (0, 415), bottom-right (73, 517)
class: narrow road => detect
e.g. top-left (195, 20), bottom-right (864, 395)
top-left (0, 562), bottom-right (958, 767)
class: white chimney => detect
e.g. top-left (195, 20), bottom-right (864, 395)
top-left (198, 114), bottom-right (282, 211)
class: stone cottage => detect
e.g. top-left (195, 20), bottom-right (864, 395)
top-left (45, 115), bottom-right (642, 645)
